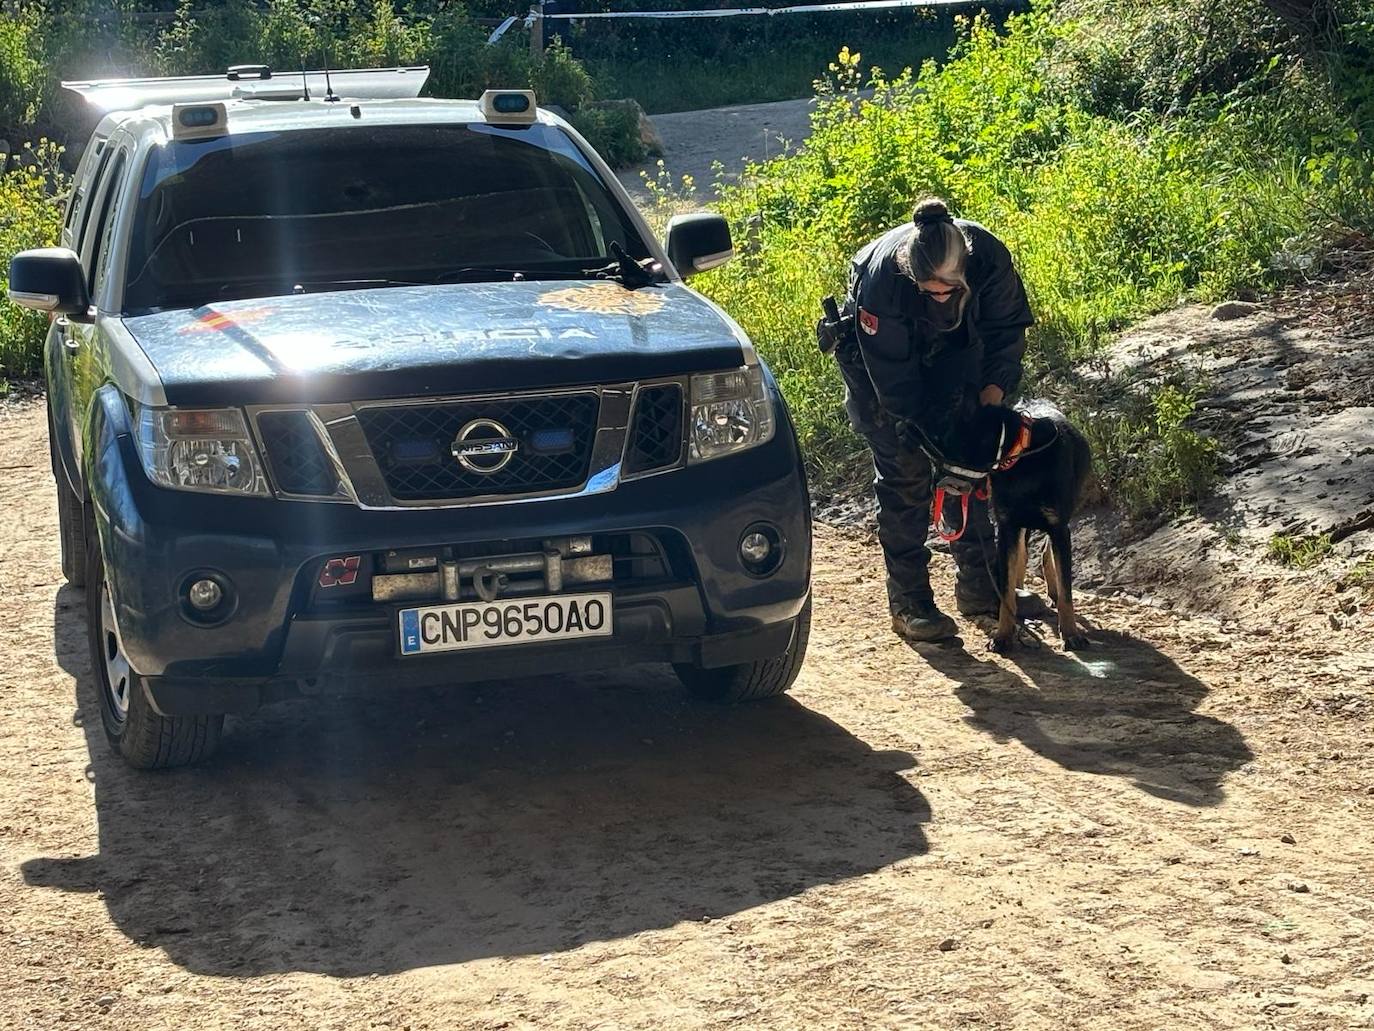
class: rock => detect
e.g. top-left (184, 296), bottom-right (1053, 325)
top-left (937, 937), bottom-right (958, 952)
top-left (1329, 613), bottom-right (1344, 630)
top-left (1288, 881), bottom-right (1311, 893)
top-left (1281, 952), bottom-right (1293, 964)
top-left (1211, 300), bottom-right (1260, 321)
top-left (1340, 596), bottom-right (1359, 615)
top-left (96, 994), bottom-right (117, 1007)
top-left (1280, 833), bottom-right (1296, 845)
top-left (1238, 846), bottom-right (1260, 857)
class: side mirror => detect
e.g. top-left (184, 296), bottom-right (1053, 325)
top-left (665, 213), bottom-right (733, 278)
top-left (8, 248), bottom-right (90, 316)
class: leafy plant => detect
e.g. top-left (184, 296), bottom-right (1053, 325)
top-left (530, 39), bottom-right (595, 111)
top-left (0, 140), bottom-right (69, 379)
top-left (1268, 532), bottom-right (1334, 568)
top-left (1341, 555), bottom-right (1374, 594)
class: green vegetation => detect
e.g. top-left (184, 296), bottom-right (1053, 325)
top-left (1268, 532), bottom-right (1335, 569)
top-left (1341, 555), bottom-right (1374, 593)
top-left (0, 141), bottom-right (68, 381)
top-left (691, 2), bottom-right (1373, 518)
top-left (582, 20), bottom-right (959, 114)
top-left (3, 0), bottom-right (1372, 529)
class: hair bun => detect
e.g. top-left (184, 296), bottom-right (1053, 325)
top-left (913, 197), bottom-right (953, 227)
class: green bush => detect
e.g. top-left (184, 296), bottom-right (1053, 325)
top-left (0, 5), bottom-right (47, 137)
top-left (691, 4), bottom-right (1367, 517)
top-left (1072, 382), bottom-right (1218, 522)
top-left (530, 39), bottom-right (595, 111)
top-left (570, 101), bottom-right (647, 168)
top-left (1, 140), bottom-right (69, 381)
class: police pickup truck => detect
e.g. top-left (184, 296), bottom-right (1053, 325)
top-left (9, 66), bottom-right (811, 768)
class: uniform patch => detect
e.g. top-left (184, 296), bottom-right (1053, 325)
top-left (858, 308), bottom-right (880, 335)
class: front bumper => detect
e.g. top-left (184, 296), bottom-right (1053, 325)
top-left (90, 403), bottom-right (811, 713)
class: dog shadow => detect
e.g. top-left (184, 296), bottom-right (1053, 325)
top-left (26, 586), bottom-right (931, 978)
top-left (913, 619), bottom-right (1253, 807)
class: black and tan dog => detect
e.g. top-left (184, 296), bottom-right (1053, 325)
top-left (944, 400), bottom-right (1094, 653)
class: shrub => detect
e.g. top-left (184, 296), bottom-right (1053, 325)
top-left (689, 4), bottom-right (1367, 516)
top-left (530, 39), bottom-right (595, 111)
top-left (0, 5), bottom-right (47, 138)
top-left (1072, 381), bottom-right (1218, 522)
top-left (570, 101), bottom-right (647, 168)
top-left (0, 140), bottom-right (69, 380)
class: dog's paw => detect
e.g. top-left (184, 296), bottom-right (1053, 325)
top-left (987, 635), bottom-right (1014, 655)
top-left (1062, 633), bottom-right (1090, 651)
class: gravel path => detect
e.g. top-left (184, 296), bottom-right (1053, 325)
top-left (616, 96), bottom-right (818, 204)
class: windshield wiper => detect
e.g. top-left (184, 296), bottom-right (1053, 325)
top-left (434, 267), bottom-right (591, 284)
top-left (212, 277), bottom-right (424, 300)
top-left (587, 242), bottom-right (660, 290)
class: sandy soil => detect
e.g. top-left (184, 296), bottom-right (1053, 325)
top-left (2, 393), bottom-right (1373, 1030)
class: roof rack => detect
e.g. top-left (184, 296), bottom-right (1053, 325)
top-left (61, 65), bottom-right (431, 114)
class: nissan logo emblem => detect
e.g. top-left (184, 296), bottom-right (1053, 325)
top-left (451, 418), bottom-right (519, 475)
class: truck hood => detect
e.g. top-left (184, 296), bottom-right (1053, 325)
top-left (121, 280), bottom-right (751, 406)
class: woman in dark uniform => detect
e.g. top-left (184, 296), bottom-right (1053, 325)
top-left (834, 198), bottom-right (1034, 643)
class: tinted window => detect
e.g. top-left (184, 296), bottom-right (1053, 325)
top-left (74, 142), bottom-right (114, 255)
top-left (123, 122), bottom-right (649, 313)
top-left (86, 150), bottom-right (127, 294)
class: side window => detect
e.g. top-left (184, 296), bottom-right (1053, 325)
top-left (85, 150), bottom-right (129, 297)
top-left (73, 143), bottom-right (114, 255)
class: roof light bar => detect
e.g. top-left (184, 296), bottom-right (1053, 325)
top-left (171, 102), bottom-right (228, 140)
top-left (480, 90), bottom-right (537, 125)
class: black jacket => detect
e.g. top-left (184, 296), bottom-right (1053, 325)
top-left (844, 219), bottom-right (1033, 438)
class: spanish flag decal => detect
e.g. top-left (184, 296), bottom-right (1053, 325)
top-left (181, 306), bottom-right (275, 333)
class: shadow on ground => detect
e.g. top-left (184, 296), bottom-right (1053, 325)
top-left (914, 619), bottom-right (1252, 807)
top-left (27, 590), bottom-right (929, 977)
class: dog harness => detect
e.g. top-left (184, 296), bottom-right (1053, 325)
top-left (931, 413), bottom-right (1035, 543)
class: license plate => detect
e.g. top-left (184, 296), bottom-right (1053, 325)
top-left (398, 593), bottom-right (613, 655)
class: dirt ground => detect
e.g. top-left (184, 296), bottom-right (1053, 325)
top-left (2, 390), bottom-right (1373, 1030)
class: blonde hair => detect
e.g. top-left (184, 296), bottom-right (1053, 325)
top-left (898, 197), bottom-right (972, 326)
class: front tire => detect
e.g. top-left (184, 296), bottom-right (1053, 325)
top-left (674, 596), bottom-right (811, 703)
top-left (85, 512), bottom-right (223, 769)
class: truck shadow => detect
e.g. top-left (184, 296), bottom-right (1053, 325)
top-left (914, 623), bottom-right (1252, 807)
top-left (29, 590), bottom-right (929, 977)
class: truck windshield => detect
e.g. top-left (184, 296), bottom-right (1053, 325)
top-left (123, 121), bottom-right (651, 313)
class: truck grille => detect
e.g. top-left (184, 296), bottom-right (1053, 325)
top-left (625, 384), bottom-right (683, 475)
top-left (356, 392), bottom-right (600, 502)
top-left (257, 411), bottom-right (340, 496)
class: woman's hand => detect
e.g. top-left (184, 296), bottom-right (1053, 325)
top-left (979, 385), bottom-right (1005, 407)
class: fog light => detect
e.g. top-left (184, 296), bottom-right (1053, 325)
top-left (739, 523), bottom-right (784, 576)
top-left (187, 578), bottom-right (223, 611)
top-left (741, 532), bottom-right (772, 565)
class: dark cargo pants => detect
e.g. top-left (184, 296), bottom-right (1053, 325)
top-left (838, 358), bottom-right (997, 611)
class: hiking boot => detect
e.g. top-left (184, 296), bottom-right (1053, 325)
top-left (954, 577), bottom-right (1002, 617)
top-left (891, 600), bottom-right (958, 643)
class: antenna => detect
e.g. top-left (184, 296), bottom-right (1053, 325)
top-left (300, 55), bottom-right (310, 101)
top-left (321, 46), bottom-right (339, 102)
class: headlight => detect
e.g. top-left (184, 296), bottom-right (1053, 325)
top-left (133, 406), bottom-right (269, 496)
top-left (688, 365), bottom-right (775, 463)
